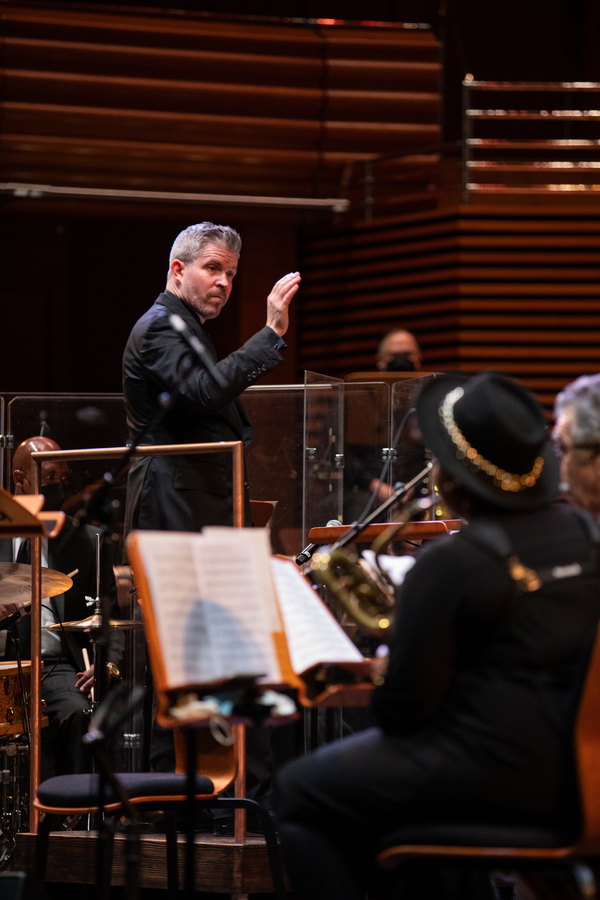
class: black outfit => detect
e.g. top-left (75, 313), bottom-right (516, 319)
top-left (275, 503), bottom-right (600, 900)
top-left (122, 290), bottom-right (285, 533)
top-left (0, 519), bottom-right (123, 778)
top-left (122, 290), bottom-right (285, 786)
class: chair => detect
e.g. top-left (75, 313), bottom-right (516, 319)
top-left (32, 724), bottom-right (286, 900)
top-left (376, 625), bottom-right (600, 897)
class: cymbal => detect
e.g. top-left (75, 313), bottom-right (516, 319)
top-left (0, 562), bottom-right (72, 605)
top-left (46, 613), bottom-right (143, 632)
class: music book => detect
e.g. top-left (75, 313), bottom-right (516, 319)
top-left (127, 527), bottom-right (371, 720)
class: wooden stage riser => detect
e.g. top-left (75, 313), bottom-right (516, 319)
top-left (14, 831), bottom-right (288, 894)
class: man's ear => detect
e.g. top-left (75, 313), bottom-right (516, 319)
top-left (170, 259), bottom-right (186, 282)
top-left (13, 468), bottom-right (26, 491)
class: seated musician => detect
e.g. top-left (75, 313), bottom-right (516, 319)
top-left (0, 437), bottom-right (123, 778)
top-left (275, 372), bottom-right (600, 900)
top-left (553, 373), bottom-right (600, 518)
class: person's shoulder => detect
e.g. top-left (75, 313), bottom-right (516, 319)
top-left (125, 294), bottom-right (183, 358)
top-left (409, 531), bottom-right (475, 573)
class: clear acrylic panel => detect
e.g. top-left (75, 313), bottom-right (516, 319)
top-left (303, 372), bottom-right (344, 546)
top-left (242, 384), bottom-right (305, 558)
top-left (342, 381), bottom-right (391, 525)
top-left (391, 375), bottom-right (439, 507)
top-left (6, 393), bottom-right (128, 488)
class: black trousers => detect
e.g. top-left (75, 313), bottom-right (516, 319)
top-left (274, 725), bottom-right (560, 900)
top-left (41, 661), bottom-right (92, 779)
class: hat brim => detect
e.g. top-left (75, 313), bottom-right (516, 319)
top-left (416, 373), bottom-right (560, 510)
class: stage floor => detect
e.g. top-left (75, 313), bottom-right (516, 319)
top-left (14, 830), bottom-right (284, 894)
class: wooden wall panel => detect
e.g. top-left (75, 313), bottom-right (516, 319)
top-left (0, 4), bottom-right (441, 202)
top-left (298, 205), bottom-right (600, 408)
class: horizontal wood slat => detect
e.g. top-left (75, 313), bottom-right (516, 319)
top-left (0, 4), bottom-right (440, 202)
top-left (299, 205), bottom-right (600, 409)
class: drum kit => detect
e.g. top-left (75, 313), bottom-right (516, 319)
top-left (0, 561), bottom-right (143, 857)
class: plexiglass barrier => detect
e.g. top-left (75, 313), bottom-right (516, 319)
top-left (242, 384), bottom-right (305, 556)
top-left (303, 372), bottom-right (344, 547)
top-left (391, 376), bottom-right (438, 505)
top-left (342, 381), bottom-right (391, 525)
top-left (5, 393), bottom-right (128, 491)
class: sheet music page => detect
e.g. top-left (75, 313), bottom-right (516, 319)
top-left (134, 531), bottom-right (219, 688)
top-left (194, 528), bottom-right (283, 685)
top-left (134, 529), bottom-right (282, 688)
top-left (270, 557), bottom-right (364, 676)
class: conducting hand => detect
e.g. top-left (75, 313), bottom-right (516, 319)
top-left (266, 271), bottom-right (301, 337)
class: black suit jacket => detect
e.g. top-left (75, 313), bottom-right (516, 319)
top-left (0, 519), bottom-right (122, 671)
top-left (122, 291), bottom-right (285, 532)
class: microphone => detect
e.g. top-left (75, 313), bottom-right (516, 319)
top-left (168, 314), bottom-right (228, 389)
top-left (295, 520), bottom-right (342, 566)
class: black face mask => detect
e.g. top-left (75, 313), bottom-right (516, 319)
top-left (40, 482), bottom-right (66, 512)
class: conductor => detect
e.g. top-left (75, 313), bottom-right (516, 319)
top-left (123, 221), bottom-right (300, 533)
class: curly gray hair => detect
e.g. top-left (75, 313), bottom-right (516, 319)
top-left (169, 222), bottom-right (242, 268)
top-left (554, 374), bottom-right (600, 446)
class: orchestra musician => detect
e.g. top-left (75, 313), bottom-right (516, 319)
top-left (376, 328), bottom-right (422, 373)
top-left (0, 437), bottom-right (123, 778)
top-left (275, 372), bottom-right (600, 900)
top-left (553, 373), bottom-right (600, 518)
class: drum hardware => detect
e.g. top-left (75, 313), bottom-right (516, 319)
top-left (0, 562), bottom-right (72, 607)
top-left (46, 607), bottom-right (144, 633)
top-left (0, 736), bottom-right (31, 863)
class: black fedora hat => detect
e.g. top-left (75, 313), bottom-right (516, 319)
top-left (416, 371), bottom-right (559, 510)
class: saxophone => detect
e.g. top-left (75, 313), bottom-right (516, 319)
top-left (310, 495), bottom-right (438, 635)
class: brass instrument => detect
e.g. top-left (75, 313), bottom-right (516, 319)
top-left (311, 495), bottom-right (438, 635)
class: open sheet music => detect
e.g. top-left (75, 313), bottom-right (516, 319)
top-left (128, 527), bottom-right (364, 696)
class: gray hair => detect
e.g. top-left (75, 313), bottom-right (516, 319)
top-left (169, 222), bottom-right (242, 267)
top-left (554, 374), bottom-right (600, 445)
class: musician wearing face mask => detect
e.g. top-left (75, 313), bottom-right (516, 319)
top-left (0, 437), bottom-right (123, 778)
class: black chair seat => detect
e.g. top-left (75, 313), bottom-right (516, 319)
top-left (37, 772), bottom-right (215, 808)
top-left (378, 822), bottom-right (579, 854)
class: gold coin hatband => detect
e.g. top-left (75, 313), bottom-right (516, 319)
top-left (438, 386), bottom-right (544, 493)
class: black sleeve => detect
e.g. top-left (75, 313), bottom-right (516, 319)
top-left (138, 317), bottom-right (284, 411)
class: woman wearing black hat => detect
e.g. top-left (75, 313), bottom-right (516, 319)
top-left (275, 372), bottom-right (600, 900)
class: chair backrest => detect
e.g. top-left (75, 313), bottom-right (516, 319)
top-left (574, 623), bottom-right (600, 851)
top-left (173, 725), bottom-right (237, 795)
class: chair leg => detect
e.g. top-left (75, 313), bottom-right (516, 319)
top-left (33, 814), bottom-right (52, 883)
top-left (164, 810), bottom-right (179, 900)
top-left (96, 817), bottom-right (116, 900)
top-left (215, 797), bottom-right (287, 900)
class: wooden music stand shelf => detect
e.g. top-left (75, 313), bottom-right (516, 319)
top-left (308, 519), bottom-right (461, 544)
